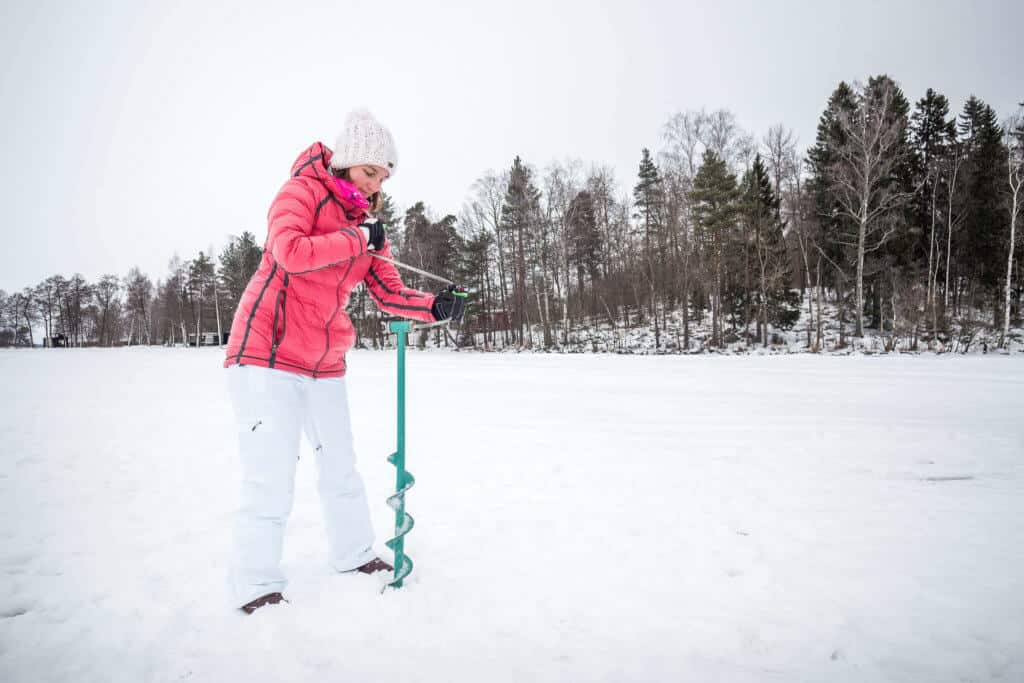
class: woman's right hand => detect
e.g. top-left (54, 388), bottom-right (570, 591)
top-left (358, 220), bottom-right (386, 251)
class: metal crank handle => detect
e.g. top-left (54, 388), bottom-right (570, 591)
top-left (368, 252), bottom-right (454, 286)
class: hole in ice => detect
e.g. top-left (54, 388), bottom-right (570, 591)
top-left (0, 606), bottom-right (29, 619)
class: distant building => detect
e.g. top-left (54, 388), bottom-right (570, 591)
top-left (471, 310), bottom-right (513, 333)
top-left (44, 334), bottom-right (68, 348)
top-left (187, 331), bottom-right (229, 346)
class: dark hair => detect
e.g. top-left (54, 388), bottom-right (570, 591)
top-left (329, 166), bottom-right (383, 213)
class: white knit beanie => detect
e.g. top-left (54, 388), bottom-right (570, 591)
top-left (329, 108), bottom-right (398, 175)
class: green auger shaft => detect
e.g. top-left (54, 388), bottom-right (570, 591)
top-left (385, 320), bottom-right (415, 588)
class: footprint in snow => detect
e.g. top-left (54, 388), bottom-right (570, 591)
top-left (0, 604), bottom-right (31, 619)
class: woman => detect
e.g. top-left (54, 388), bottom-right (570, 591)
top-left (223, 109), bottom-right (463, 614)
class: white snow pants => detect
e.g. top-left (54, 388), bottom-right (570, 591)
top-left (226, 365), bottom-right (376, 608)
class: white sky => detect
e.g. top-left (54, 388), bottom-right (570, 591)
top-left (1, 0), bottom-right (1020, 292)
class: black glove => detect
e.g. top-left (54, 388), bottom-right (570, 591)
top-left (431, 285), bottom-right (467, 323)
top-left (359, 220), bottom-right (386, 251)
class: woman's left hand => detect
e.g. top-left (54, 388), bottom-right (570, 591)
top-left (431, 285), bottom-right (468, 323)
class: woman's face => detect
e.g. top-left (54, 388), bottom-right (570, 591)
top-left (348, 165), bottom-right (390, 198)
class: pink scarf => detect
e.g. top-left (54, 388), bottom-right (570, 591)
top-left (332, 176), bottom-right (370, 210)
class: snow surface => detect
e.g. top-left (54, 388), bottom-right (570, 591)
top-left (2, 348), bottom-right (1023, 682)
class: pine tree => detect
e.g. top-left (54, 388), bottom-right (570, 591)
top-left (691, 150), bottom-right (740, 347)
top-left (429, 214), bottom-right (463, 283)
top-left (397, 204), bottom-right (462, 285)
top-left (218, 232), bottom-right (263, 324)
top-left (33, 276), bottom-right (60, 343)
top-left (460, 228), bottom-right (493, 346)
top-left (500, 157), bottom-right (541, 346)
top-left (123, 268), bottom-right (152, 348)
top-left (348, 191), bottom-right (402, 349)
top-left (741, 155), bottom-right (798, 345)
top-left (161, 256), bottom-right (189, 345)
top-left (92, 275), bottom-right (122, 346)
top-left (58, 274), bottom-right (91, 346)
top-left (0, 291), bottom-right (10, 346)
top-left (400, 201), bottom-right (431, 275)
top-left (567, 190), bottom-right (601, 317)
top-left (187, 253), bottom-right (216, 346)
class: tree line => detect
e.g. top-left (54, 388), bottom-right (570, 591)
top-left (2, 76), bottom-right (1022, 352)
top-left (0, 234), bottom-right (262, 348)
top-left (435, 78), bottom-right (1022, 352)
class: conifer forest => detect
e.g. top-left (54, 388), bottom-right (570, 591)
top-left (4, 79), bottom-right (1022, 354)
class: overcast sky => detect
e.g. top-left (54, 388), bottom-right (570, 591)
top-left (1, 0), bottom-right (1020, 292)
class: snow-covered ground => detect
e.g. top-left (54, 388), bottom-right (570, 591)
top-left (2, 348), bottom-right (1022, 682)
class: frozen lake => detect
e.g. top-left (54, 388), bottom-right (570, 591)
top-left (2, 348), bottom-right (1022, 682)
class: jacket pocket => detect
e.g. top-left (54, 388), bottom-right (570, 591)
top-left (268, 275), bottom-right (289, 366)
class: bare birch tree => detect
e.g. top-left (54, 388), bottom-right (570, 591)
top-left (1002, 106), bottom-right (1024, 347)
top-left (763, 125), bottom-right (799, 202)
top-left (943, 143), bottom-right (966, 313)
top-left (93, 274), bottom-right (122, 346)
top-left (705, 109), bottom-right (755, 172)
top-left (827, 78), bottom-right (915, 338)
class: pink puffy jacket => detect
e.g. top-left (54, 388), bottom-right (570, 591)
top-left (224, 142), bottom-right (436, 378)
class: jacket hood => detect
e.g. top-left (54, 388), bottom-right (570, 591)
top-left (289, 142), bottom-right (369, 218)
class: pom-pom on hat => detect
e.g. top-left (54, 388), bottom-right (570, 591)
top-left (329, 108), bottom-right (398, 175)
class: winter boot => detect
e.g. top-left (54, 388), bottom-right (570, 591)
top-left (355, 558), bottom-right (393, 574)
top-left (240, 592), bottom-right (286, 614)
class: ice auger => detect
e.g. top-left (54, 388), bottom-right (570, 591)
top-left (383, 316), bottom-right (463, 589)
top-left (374, 251), bottom-right (466, 590)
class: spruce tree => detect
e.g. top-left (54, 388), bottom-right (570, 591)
top-left (958, 97), bottom-right (1007, 307)
top-left (807, 81), bottom-right (858, 340)
top-left (912, 89), bottom-right (957, 175)
top-left (633, 148), bottom-right (666, 344)
top-left (866, 75), bottom-right (914, 330)
top-left (460, 229), bottom-right (493, 345)
top-left (348, 193), bottom-right (402, 350)
top-left (400, 203), bottom-right (431, 274)
top-left (633, 148), bottom-right (664, 249)
top-left (218, 231), bottom-right (262, 319)
top-left (909, 89), bottom-right (956, 254)
top-left (376, 191), bottom-right (400, 252)
top-left (187, 253), bottom-right (216, 345)
top-left (429, 214), bottom-right (463, 283)
top-left (909, 89), bottom-right (957, 334)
